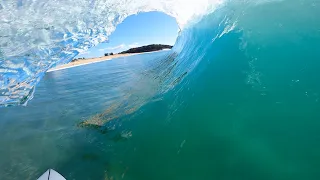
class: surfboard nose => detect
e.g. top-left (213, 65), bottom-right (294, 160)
top-left (37, 169), bottom-right (66, 180)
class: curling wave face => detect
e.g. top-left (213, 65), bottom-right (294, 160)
top-left (0, 0), bottom-right (319, 107)
top-left (0, 0), bottom-right (223, 106)
top-left (1, 0), bottom-right (320, 178)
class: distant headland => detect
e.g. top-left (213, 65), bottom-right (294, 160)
top-left (48, 44), bottom-right (172, 72)
top-left (119, 44), bottom-right (173, 54)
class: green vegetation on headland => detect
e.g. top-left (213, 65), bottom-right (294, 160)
top-left (104, 44), bottom-right (172, 56)
top-left (71, 44), bottom-right (173, 62)
top-left (119, 44), bottom-right (173, 54)
top-left (104, 52), bottom-right (114, 56)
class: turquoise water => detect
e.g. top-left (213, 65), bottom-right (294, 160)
top-left (1, 0), bottom-right (320, 179)
top-left (0, 51), bottom-right (171, 179)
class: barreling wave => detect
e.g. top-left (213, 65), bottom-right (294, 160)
top-left (0, 0), bottom-right (319, 106)
top-left (0, 0), bottom-right (223, 106)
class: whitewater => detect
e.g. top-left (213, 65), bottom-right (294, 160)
top-left (1, 0), bottom-right (318, 106)
top-left (1, 0), bottom-right (320, 179)
top-left (0, 0), bottom-right (217, 106)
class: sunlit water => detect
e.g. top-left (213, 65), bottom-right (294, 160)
top-left (0, 51), bottom-right (172, 179)
top-left (1, 0), bottom-right (320, 179)
top-left (2, 39), bottom-right (320, 179)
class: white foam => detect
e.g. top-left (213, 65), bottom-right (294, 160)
top-left (0, 0), bottom-right (225, 106)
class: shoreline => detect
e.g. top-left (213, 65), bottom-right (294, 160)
top-left (47, 53), bottom-right (140, 72)
top-left (47, 49), bottom-right (170, 72)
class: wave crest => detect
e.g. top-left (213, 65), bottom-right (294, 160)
top-left (0, 0), bottom-right (223, 106)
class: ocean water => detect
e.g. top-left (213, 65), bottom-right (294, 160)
top-left (0, 51), bottom-right (172, 179)
top-left (1, 0), bottom-right (320, 179)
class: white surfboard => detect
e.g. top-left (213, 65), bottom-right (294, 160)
top-left (37, 169), bottom-right (66, 180)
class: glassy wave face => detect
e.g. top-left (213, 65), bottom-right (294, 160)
top-left (0, 0), bottom-right (217, 106)
top-left (1, 0), bottom-right (318, 106)
top-left (0, 0), bottom-right (320, 179)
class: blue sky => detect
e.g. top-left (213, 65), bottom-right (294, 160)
top-left (76, 12), bottom-right (179, 58)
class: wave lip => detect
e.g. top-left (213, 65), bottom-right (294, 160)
top-left (0, 0), bottom-right (222, 106)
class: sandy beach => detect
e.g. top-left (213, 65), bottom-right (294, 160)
top-left (47, 48), bottom-right (171, 72)
top-left (47, 53), bottom-right (140, 72)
